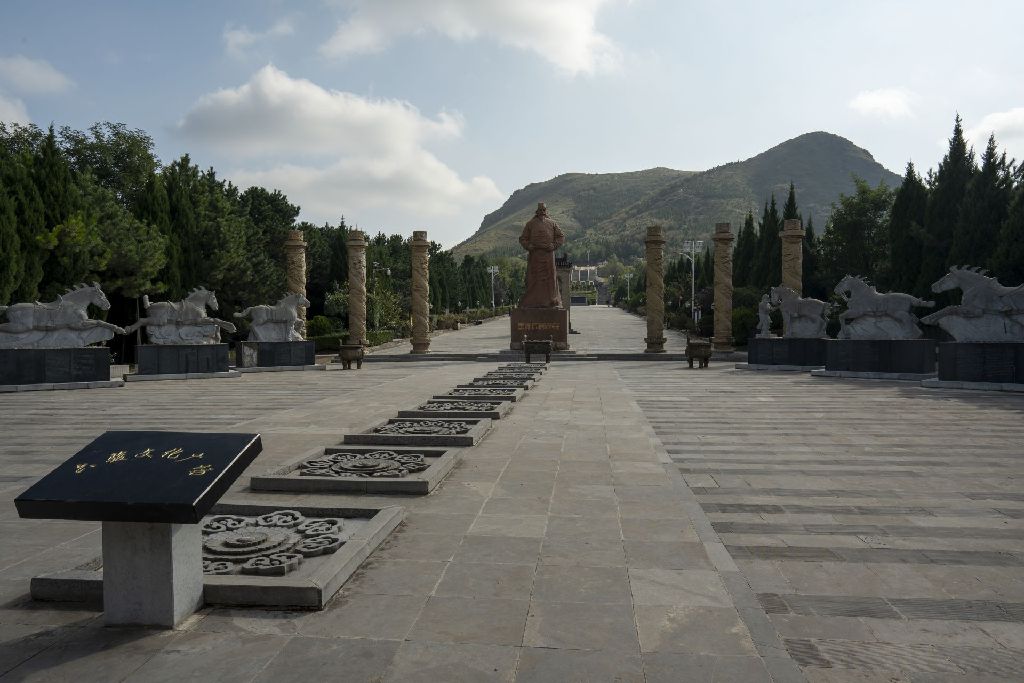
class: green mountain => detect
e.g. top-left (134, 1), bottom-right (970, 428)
top-left (453, 132), bottom-right (902, 260)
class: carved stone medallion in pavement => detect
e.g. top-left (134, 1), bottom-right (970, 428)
top-left (201, 509), bottom-right (344, 576)
top-left (373, 420), bottom-right (474, 435)
top-left (299, 450), bottom-right (429, 478)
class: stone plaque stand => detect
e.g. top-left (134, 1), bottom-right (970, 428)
top-left (555, 255), bottom-right (574, 335)
top-left (284, 229), bottom-right (307, 335)
top-left (711, 222), bottom-right (734, 353)
top-left (102, 522), bottom-right (202, 627)
top-left (410, 230), bottom-right (431, 354)
top-left (780, 219), bottom-right (804, 295)
top-left (644, 225), bottom-right (667, 353)
top-left (347, 230), bottom-right (368, 347)
top-left (509, 308), bottom-right (568, 350)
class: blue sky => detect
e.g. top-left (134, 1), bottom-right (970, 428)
top-left (2, 1), bottom-right (1022, 246)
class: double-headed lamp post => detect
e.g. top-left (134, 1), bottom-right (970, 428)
top-left (680, 239), bottom-right (705, 324)
top-left (486, 265), bottom-right (499, 312)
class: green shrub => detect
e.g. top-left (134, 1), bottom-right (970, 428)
top-left (309, 332), bottom-right (348, 353)
top-left (367, 329), bottom-right (394, 346)
top-left (732, 307), bottom-right (757, 346)
top-left (306, 315), bottom-right (341, 338)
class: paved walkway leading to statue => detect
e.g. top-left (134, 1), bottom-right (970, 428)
top-left (371, 305), bottom-right (690, 355)
top-left (1, 314), bottom-right (1023, 681)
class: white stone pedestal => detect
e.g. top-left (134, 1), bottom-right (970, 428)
top-left (102, 521), bottom-right (203, 628)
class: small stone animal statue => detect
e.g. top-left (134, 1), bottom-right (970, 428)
top-left (124, 287), bottom-right (236, 345)
top-left (769, 286), bottom-right (829, 338)
top-left (833, 275), bottom-right (933, 340)
top-left (234, 293), bottom-right (309, 342)
top-left (922, 266), bottom-right (1024, 342)
top-left (0, 282), bottom-right (125, 349)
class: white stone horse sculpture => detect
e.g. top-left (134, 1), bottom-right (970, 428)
top-left (769, 286), bottom-right (829, 338)
top-left (0, 282), bottom-right (125, 349)
top-left (921, 266), bottom-right (1024, 342)
top-left (124, 287), bottom-right (236, 345)
top-left (234, 293), bottom-right (310, 342)
top-left (834, 275), bottom-right (934, 340)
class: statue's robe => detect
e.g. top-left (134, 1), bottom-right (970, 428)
top-left (518, 214), bottom-right (565, 308)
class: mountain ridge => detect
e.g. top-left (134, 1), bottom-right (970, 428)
top-left (453, 131), bottom-right (902, 260)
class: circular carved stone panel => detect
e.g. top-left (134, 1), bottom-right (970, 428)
top-left (200, 510), bottom-right (345, 575)
top-left (300, 450), bottom-right (431, 478)
top-left (373, 420), bottom-right (473, 435)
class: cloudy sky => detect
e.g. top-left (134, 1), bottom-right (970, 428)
top-left (2, 1), bottom-right (1022, 246)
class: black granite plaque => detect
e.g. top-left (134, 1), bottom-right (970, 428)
top-left (136, 344), bottom-right (229, 375)
top-left (747, 338), bottom-right (827, 366)
top-left (938, 342), bottom-right (1024, 383)
top-left (825, 339), bottom-right (936, 374)
top-left (235, 341), bottom-right (315, 368)
top-left (15, 431), bottom-right (262, 523)
top-left (0, 348), bottom-right (111, 385)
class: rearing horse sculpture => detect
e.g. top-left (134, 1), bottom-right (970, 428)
top-left (833, 275), bottom-right (933, 340)
top-left (769, 286), bottom-right (829, 338)
top-left (0, 283), bottom-right (125, 349)
top-left (124, 287), bottom-right (236, 345)
top-left (922, 266), bottom-right (1024, 341)
top-left (234, 293), bottom-right (309, 342)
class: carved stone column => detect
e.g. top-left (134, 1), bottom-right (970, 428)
top-left (284, 229), bottom-right (307, 334)
top-left (779, 218), bottom-right (804, 295)
top-left (346, 230), bottom-right (368, 346)
top-left (410, 230), bottom-right (431, 354)
top-left (644, 225), bottom-right (667, 353)
top-left (712, 222), bottom-right (735, 353)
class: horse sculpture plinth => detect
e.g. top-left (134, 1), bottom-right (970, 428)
top-left (134, 343), bottom-right (232, 377)
top-left (746, 337), bottom-right (828, 369)
top-left (817, 338), bottom-right (937, 379)
top-left (236, 341), bottom-right (316, 369)
top-left (0, 347), bottom-right (112, 388)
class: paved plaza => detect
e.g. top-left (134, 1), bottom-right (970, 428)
top-left (1, 307), bottom-right (1023, 681)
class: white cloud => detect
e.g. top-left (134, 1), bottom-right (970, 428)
top-left (0, 55), bottom-right (73, 94)
top-left (223, 19), bottom-right (295, 59)
top-left (848, 87), bottom-right (917, 119)
top-left (0, 93), bottom-right (29, 124)
top-left (965, 107), bottom-right (1024, 161)
top-left (320, 0), bottom-right (622, 76)
top-left (177, 65), bottom-right (501, 235)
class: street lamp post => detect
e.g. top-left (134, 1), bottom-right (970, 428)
top-left (680, 239), bottom-right (705, 324)
top-left (487, 265), bottom-right (499, 312)
top-left (624, 271), bottom-right (633, 301)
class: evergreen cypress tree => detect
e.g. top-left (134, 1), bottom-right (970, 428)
top-left (782, 182), bottom-right (800, 222)
top-left (0, 188), bottom-right (20, 303)
top-left (991, 185), bottom-right (1024, 285)
top-left (949, 134), bottom-right (1012, 270)
top-left (732, 210), bottom-right (756, 287)
top-left (915, 115), bottom-right (976, 292)
top-left (887, 162), bottom-right (928, 294)
top-left (136, 171), bottom-right (178, 295)
top-left (2, 151), bottom-right (45, 300)
top-left (751, 196), bottom-right (781, 289)
top-left (802, 216), bottom-right (825, 299)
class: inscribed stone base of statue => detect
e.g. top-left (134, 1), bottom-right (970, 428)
top-left (236, 341), bottom-right (315, 368)
top-left (824, 339), bottom-right (936, 375)
top-left (136, 344), bottom-right (230, 375)
top-left (938, 342), bottom-right (1024, 384)
top-left (0, 347), bottom-right (110, 385)
top-left (509, 308), bottom-right (568, 351)
top-left (748, 338), bottom-right (828, 367)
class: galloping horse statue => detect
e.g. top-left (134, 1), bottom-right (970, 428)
top-left (833, 275), bottom-right (933, 340)
top-left (124, 287), bottom-right (236, 345)
top-left (234, 293), bottom-right (309, 342)
top-left (0, 282), bottom-right (125, 349)
top-left (921, 266), bottom-right (1024, 342)
top-left (769, 286), bottom-right (829, 338)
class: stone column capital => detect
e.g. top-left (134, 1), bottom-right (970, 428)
top-left (347, 230), bottom-right (367, 249)
top-left (712, 222), bottom-right (734, 245)
top-left (644, 225), bottom-right (666, 246)
top-left (779, 218), bottom-right (804, 242)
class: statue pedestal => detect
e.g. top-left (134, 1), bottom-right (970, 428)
top-left (0, 347), bottom-right (111, 386)
top-left (509, 308), bottom-right (568, 351)
top-left (235, 341), bottom-right (315, 369)
top-left (817, 339), bottom-right (936, 378)
top-left (747, 338), bottom-right (828, 368)
top-left (937, 342), bottom-right (1024, 384)
top-left (134, 344), bottom-right (232, 377)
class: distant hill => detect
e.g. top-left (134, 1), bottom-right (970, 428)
top-left (453, 132), bottom-right (902, 260)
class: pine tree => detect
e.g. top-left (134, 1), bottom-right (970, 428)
top-left (886, 162), bottom-right (928, 294)
top-left (732, 210), bottom-right (756, 288)
top-left (991, 185), bottom-right (1024, 285)
top-left (136, 171), bottom-right (178, 295)
top-left (1, 150), bottom-right (45, 300)
top-left (949, 134), bottom-right (1012, 270)
top-left (915, 115), bottom-right (976, 292)
top-left (802, 216), bottom-right (825, 299)
top-left (0, 189), bottom-right (20, 303)
top-left (782, 182), bottom-right (800, 222)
